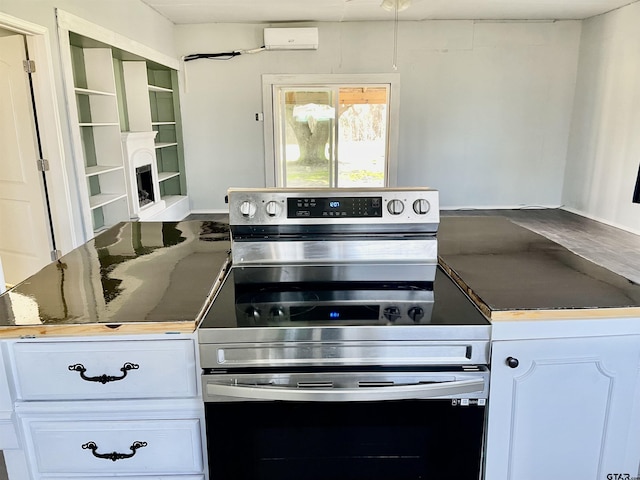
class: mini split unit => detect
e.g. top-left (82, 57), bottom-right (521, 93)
top-left (263, 27), bottom-right (319, 50)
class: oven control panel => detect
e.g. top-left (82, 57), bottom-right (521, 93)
top-left (228, 187), bottom-right (439, 227)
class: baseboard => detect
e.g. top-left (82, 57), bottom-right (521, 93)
top-left (440, 204), bottom-right (563, 211)
top-left (188, 209), bottom-right (229, 215)
top-left (561, 206), bottom-right (640, 237)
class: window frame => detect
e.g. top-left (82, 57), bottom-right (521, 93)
top-left (262, 73), bottom-right (400, 188)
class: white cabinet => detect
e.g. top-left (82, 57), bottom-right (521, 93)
top-left (5, 334), bottom-right (207, 480)
top-left (485, 334), bottom-right (640, 480)
top-left (0, 342), bottom-right (18, 450)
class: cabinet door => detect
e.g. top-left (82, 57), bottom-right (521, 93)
top-left (485, 335), bottom-right (640, 480)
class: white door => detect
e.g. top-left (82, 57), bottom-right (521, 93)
top-left (0, 34), bottom-right (53, 286)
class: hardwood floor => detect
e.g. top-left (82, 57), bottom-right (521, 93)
top-left (441, 208), bottom-right (640, 284)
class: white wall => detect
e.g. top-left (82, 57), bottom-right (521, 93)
top-left (0, 1), bottom-right (176, 55)
top-left (176, 20), bottom-right (581, 211)
top-left (563, 2), bottom-right (640, 234)
top-left (0, 1), bottom-right (176, 246)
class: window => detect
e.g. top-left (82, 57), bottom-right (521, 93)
top-left (263, 74), bottom-right (399, 188)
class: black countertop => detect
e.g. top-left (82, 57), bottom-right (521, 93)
top-left (3, 215), bottom-right (637, 336)
top-left (438, 216), bottom-right (640, 320)
top-left (0, 221), bottom-right (230, 337)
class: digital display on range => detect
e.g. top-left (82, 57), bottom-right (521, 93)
top-left (287, 197), bottom-right (383, 218)
top-left (290, 305), bottom-right (380, 321)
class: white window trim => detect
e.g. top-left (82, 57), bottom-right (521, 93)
top-left (262, 73), bottom-right (400, 188)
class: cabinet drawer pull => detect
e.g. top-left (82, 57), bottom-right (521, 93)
top-left (68, 362), bottom-right (139, 384)
top-left (82, 440), bottom-right (147, 461)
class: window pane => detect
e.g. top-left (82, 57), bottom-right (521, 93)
top-left (337, 87), bottom-right (387, 188)
top-left (273, 83), bottom-right (390, 188)
top-left (282, 89), bottom-right (335, 187)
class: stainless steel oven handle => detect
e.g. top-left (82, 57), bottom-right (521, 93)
top-left (205, 378), bottom-right (485, 402)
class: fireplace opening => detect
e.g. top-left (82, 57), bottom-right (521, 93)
top-left (136, 164), bottom-right (155, 207)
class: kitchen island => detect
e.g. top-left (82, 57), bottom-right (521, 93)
top-left (1, 215), bottom-right (640, 479)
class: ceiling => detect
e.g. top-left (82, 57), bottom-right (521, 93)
top-left (140, 0), bottom-right (638, 24)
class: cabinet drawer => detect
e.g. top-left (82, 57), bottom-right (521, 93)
top-left (28, 419), bottom-right (203, 475)
top-left (12, 339), bottom-right (197, 400)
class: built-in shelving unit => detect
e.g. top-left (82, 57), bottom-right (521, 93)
top-left (148, 67), bottom-right (187, 202)
top-left (60, 26), bottom-right (189, 239)
top-left (69, 46), bottom-right (129, 235)
top-left (121, 62), bottom-right (188, 219)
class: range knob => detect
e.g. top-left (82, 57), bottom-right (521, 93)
top-left (265, 200), bottom-right (281, 217)
top-left (245, 306), bottom-right (261, 322)
top-left (413, 199), bottom-right (431, 215)
top-left (387, 199), bottom-right (405, 215)
top-left (239, 200), bottom-right (257, 218)
top-left (383, 306), bottom-right (401, 322)
top-left (269, 306), bottom-right (286, 319)
top-left (408, 306), bottom-right (425, 323)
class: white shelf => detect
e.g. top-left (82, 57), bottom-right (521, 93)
top-left (148, 84), bottom-right (173, 93)
top-left (158, 171), bottom-right (180, 182)
top-left (151, 121), bottom-right (176, 126)
top-left (142, 195), bottom-right (189, 222)
top-left (79, 122), bottom-right (120, 127)
top-left (92, 225), bottom-right (110, 235)
top-left (75, 87), bottom-right (115, 96)
top-left (89, 193), bottom-right (127, 210)
top-left (162, 195), bottom-right (187, 207)
top-left (155, 142), bottom-right (178, 149)
top-left (85, 165), bottom-right (124, 177)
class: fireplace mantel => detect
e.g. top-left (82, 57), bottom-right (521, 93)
top-left (121, 132), bottom-right (166, 220)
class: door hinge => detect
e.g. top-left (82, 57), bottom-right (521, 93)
top-left (37, 158), bottom-right (50, 172)
top-left (51, 250), bottom-right (62, 261)
top-left (23, 60), bottom-right (36, 74)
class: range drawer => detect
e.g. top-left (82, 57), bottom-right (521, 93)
top-left (59, 477), bottom-right (204, 480)
top-left (12, 339), bottom-right (197, 400)
top-left (27, 419), bottom-right (203, 475)
top-left (63, 477), bottom-right (204, 480)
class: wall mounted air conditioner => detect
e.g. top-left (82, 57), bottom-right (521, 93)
top-left (264, 27), bottom-right (319, 50)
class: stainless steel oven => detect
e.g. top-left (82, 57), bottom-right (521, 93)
top-left (198, 187), bottom-right (490, 480)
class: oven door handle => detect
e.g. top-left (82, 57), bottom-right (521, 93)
top-left (205, 378), bottom-right (485, 402)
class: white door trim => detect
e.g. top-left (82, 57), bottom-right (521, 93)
top-left (0, 12), bottom-right (77, 253)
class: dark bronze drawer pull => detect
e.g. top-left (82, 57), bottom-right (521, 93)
top-left (82, 440), bottom-right (147, 461)
top-left (68, 362), bottom-right (139, 384)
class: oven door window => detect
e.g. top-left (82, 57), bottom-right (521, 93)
top-left (205, 400), bottom-right (485, 480)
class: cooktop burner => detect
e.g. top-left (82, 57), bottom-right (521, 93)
top-left (199, 266), bottom-right (489, 330)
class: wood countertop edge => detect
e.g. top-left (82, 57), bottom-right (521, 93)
top-left (490, 307), bottom-right (640, 321)
top-left (0, 321), bottom-right (198, 339)
top-left (438, 258), bottom-right (640, 322)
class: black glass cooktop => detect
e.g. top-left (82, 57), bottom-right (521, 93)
top-left (200, 266), bottom-right (490, 329)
